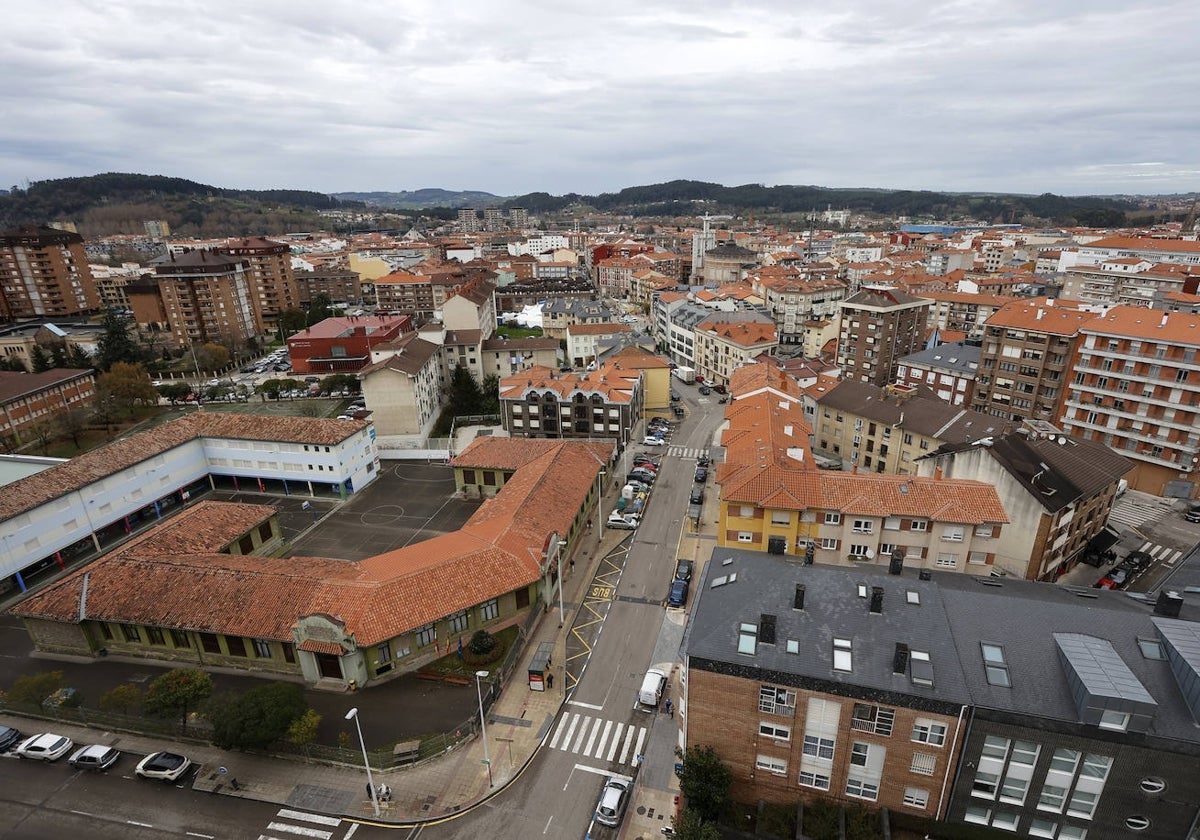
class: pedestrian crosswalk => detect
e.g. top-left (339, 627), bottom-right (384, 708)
top-left (1137, 540), bottom-right (1185, 567)
top-left (667, 446), bottom-right (707, 459)
top-left (548, 712), bottom-right (647, 766)
top-left (1108, 495), bottom-right (1169, 531)
top-left (258, 809), bottom-right (341, 840)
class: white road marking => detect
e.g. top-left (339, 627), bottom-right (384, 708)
top-left (595, 720), bottom-right (614, 758)
top-left (543, 815), bottom-right (554, 834)
top-left (571, 716), bottom-right (592, 753)
top-left (583, 717), bottom-right (603, 756)
top-left (265, 822), bottom-right (334, 839)
top-left (606, 723), bottom-right (625, 761)
top-left (568, 700), bottom-right (604, 710)
top-left (549, 715), bottom-right (571, 749)
top-left (572, 762), bottom-right (631, 780)
top-left (618, 726), bottom-right (636, 764)
top-left (186, 834), bottom-right (215, 839)
top-left (633, 728), bottom-right (647, 765)
top-left (342, 825), bottom-right (360, 840)
top-left (127, 822), bottom-right (153, 828)
top-left (562, 714), bottom-right (582, 751)
top-left (277, 811), bottom-right (341, 827)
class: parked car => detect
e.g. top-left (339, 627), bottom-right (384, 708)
top-left (699, 385), bottom-right (712, 395)
top-left (669, 391), bottom-right (680, 402)
top-left (1185, 504), bottom-right (1200, 523)
top-left (674, 558), bottom-right (694, 582)
top-left (668, 578), bottom-right (690, 608)
top-left (632, 456), bottom-right (660, 467)
top-left (694, 467), bottom-right (708, 483)
top-left (627, 472), bottom-right (655, 485)
top-left (69, 744), bottom-right (120, 771)
top-left (0, 725), bottom-right (23, 752)
top-left (135, 751), bottom-right (193, 782)
top-left (713, 384), bottom-right (727, 394)
top-left (672, 405), bottom-right (685, 417)
top-left (1095, 563), bottom-right (1135, 589)
top-left (1124, 550), bottom-right (1153, 570)
top-left (16, 733), bottom-right (73, 761)
top-left (606, 513), bottom-right (640, 530)
top-left (642, 436), bottom-right (666, 446)
top-left (595, 777), bottom-right (631, 827)
top-left (689, 487), bottom-right (705, 505)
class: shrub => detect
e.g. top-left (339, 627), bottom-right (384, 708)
top-left (468, 629), bottom-right (496, 656)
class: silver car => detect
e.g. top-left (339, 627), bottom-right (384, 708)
top-left (595, 777), bottom-right (630, 827)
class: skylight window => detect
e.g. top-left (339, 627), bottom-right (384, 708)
top-left (856, 583), bottom-right (868, 598)
top-left (833, 637), bottom-right (853, 672)
top-left (981, 642), bottom-right (1011, 687)
top-left (910, 649), bottom-right (934, 687)
top-left (738, 623), bottom-right (757, 655)
top-left (786, 639), bottom-right (800, 654)
top-left (1137, 638), bottom-right (1165, 660)
top-left (906, 590), bottom-right (920, 605)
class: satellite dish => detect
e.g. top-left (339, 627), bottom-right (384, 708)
top-left (866, 549), bottom-right (876, 559)
top-left (1057, 437), bottom-right (1066, 445)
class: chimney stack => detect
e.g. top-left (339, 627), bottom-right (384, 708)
top-left (793, 584), bottom-right (806, 611)
top-left (918, 568), bottom-right (933, 581)
top-left (869, 586), bottom-right (884, 614)
top-left (889, 549), bottom-right (905, 576)
top-left (1154, 590), bottom-right (1183, 618)
top-left (893, 643), bottom-right (910, 674)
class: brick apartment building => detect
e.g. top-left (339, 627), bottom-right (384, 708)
top-left (293, 269), bottom-right (364, 307)
top-left (1059, 307), bottom-right (1200, 497)
top-left (0, 368), bottom-right (96, 448)
top-left (287, 314), bottom-right (414, 374)
top-left (0, 225), bottom-right (101, 321)
top-left (218, 237), bottom-right (300, 330)
top-left (136, 249), bottom-right (261, 349)
top-left (837, 288), bottom-right (930, 387)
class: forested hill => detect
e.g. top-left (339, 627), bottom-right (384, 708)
top-left (0, 173), bottom-right (362, 236)
top-left (504, 180), bottom-right (1138, 227)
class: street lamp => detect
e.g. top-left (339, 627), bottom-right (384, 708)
top-left (344, 707), bottom-right (380, 817)
top-left (475, 670), bottom-right (494, 788)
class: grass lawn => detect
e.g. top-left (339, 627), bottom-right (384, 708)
top-left (418, 625), bottom-right (521, 681)
top-left (495, 325), bottom-right (544, 339)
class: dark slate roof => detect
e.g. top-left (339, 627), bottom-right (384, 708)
top-left (704, 243), bottom-right (758, 260)
top-left (928, 430), bottom-right (1132, 512)
top-left (687, 550), bottom-right (1200, 742)
top-left (842, 287), bottom-right (926, 307)
top-left (686, 551), bottom-right (973, 706)
top-left (897, 341), bottom-right (982, 375)
top-left (815, 379), bottom-right (1007, 442)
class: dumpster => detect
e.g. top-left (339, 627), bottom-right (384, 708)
top-left (528, 640), bottom-right (555, 691)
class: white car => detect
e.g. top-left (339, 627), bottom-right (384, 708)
top-left (135, 751), bottom-right (193, 782)
top-left (16, 733), bottom-right (73, 761)
top-left (69, 744), bottom-right (121, 771)
top-left (642, 436), bottom-right (665, 446)
top-left (595, 777), bottom-right (630, 826)
top-left (607, 513), bottom-right (641, 530)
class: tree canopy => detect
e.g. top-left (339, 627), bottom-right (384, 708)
top-left (675, 745), bottom-right (733, 823)
top-left (94, 310), bottom-right (145, 371)
top-left (208, 682), bottom-right (310, 750)
top-left (144, 668), bottom-right (213, 731)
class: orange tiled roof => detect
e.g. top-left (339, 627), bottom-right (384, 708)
top-left (498, 364), bottom-right (640, 404)
top-left (984, 300), bottom-right (1099, 335)
top-left (1080, 306), bottom-right (1200, 345)
top-left (697, 320), bottom-right (778, 346)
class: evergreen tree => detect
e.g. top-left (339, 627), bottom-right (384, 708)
top-left (30, 345), bottom-right (53, 373)
top-left (94, 310), bottom-right (143, 371)
top-left (67, 344), bottom-right (93, 369)
top-left (448, 364), bottom-right (484, 416)
top-left (306, 293), bottom-right (334, 327)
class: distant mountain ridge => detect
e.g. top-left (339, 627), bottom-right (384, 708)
top-left (333, 188), bottom-right (506, 210)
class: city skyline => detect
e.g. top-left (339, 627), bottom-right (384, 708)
top-left (2, 1), bottom-right (1199, 198)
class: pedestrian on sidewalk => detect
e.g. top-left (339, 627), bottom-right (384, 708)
top-left (665, 698), bottom-right (674, 718)
top-left (547, 671), bottom-right (554, 690)
top-left (569, 558), bottom-right (575, 574)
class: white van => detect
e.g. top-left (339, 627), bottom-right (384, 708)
top-left (638, 668), bottom-right (666, 707)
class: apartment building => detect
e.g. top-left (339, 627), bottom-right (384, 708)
top-left (359, 332), bottom-right (443, 438)
top-left (498, 363), bottom-right (642, 443)
top-left (218, 237), bottom-right (299, 330)
top-left (293, 269), bottom-right (364, 306)
top-left (540, 298), bottom-right (619, 341)
top-left (1075, 235), bottom-right (1200, 267)
top-left (748, 270), bottom-right (847, 347)
top-left (1059, 307), bottom-right (1200, 496)
top-left (970, 300), bottom-right (1096, 423)
top-left (596, 257), bottom-right (641, 298)
top-left (0, 225), bottom-right (101, 321)
top-left (894, 341), bottom-right (981, 406)
top-left (148, 249), bottom-right (261, 349)
top-left (374, 269), bottom-right (435, 320)
top-left (814, 380), bottom-right (1005, 475)
top-left (1060, 260), bottom-right (1199, 308)
top-left (917, 423), bottom-right (1130, 580)
top-left (565, 323), bottom-right (632, 369)
top-left (693, 319), bottom-right (779, 386)
top-left (287, 314), bottom-right (414, 374)
top-left (837, 288), bottom-right (930, 387)
top-left (917, 291), bottom-right (1018, 339)
top-left (684, 550), bottom-right (1200, 838)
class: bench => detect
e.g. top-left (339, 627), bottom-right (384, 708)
top-left (393, 739), bottom-right (421, 765)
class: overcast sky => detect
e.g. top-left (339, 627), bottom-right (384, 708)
top-left (3, 1), bottom-right (1198, 198)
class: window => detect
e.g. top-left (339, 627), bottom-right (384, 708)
top-left (252, 638), bottom-right (272, 658)
top-left (759, 722), bottom-right (790, 741)
top-left (912, 718), bottom-right (946, 746)
top-left (942, 525), bottom-right (964, 542)
top-left (852, 519), bottom-right (873, 533)
top-left (449, 609), bottom-right (470, 634)
top-left (981, 735), bottom-right (1010, 760)
top-left (964, 806), bottom-right (991, 825)
top-left (833, 638), bottom-right (853, 671)
top-left (121, 624), bottom-right (141, 643)
top-left (850, 703), bottom-right (895, 736)
top-left (737, 532), bottom-right (754, 543)
top-left (911, 752), bottom-right (937, 776)
top-left (1028, 818), bottom-right (1058, 838)
top-left (378, 641), bottom-right (393, 663)
top-left (903, 787), bottom-right (929, 809)
top-left (480, 598), bottom-right (499, 622)
top-left (991, 812), bottom-right (1019, 831)
top-left (820, 537), bottom-right (839, 550)
top-left (1038, 783), bottom-right (1068, 812)
top-left (170, 629), bottom-right (190, 648)
top-left (755, 754), bottom-right (787, 775)
top-left (770, 511), bottom-right (790, 525)
top-left (1097, 710), bottom-right (1129, 731)
top-left (146, 627), bottom-right (165, 645)
top-left (910, 519), bottom-right (928, 531)
top-left (884, 515), bottom-right (901, 531)
top-left (850, 742), bottom-right (869, 766)
top-left (973, 768), bottom-right (1000, 798)
top-left (1059, 827), bottom-right (1087, 840)
top-left (416, 623), bottom-right (437, 647)
top-left (799, 771), bottom-right (830, 790)
top-left (759, 685), bottom-right (795, 715)
top-left (936, 552), bottom-right (959, 568)
top-left (981, 643), bottom-right (1011, 686)
top-left (99, 623), bottom-right (113, 640)
top-left (739, 623), bottom-right (758, 655)
top-left (1048, 747), bottom-right (1079, 774)
top-left (824, 512), bottom-right (841, 525)
top-left (1066, 788), bottom-right (1098, 819)
top-left (803, 735), bottom-right (834, 760)
top-left (849, 543), bottom-right (871, 557)
top-left (968, 550), bottom-right (988, 565)
top-left (200, 632), bottom-right (222, 654)
top-left (845, 778), bottom-right (878, 800)
top-left (226, 636), bottom-right (248, 657)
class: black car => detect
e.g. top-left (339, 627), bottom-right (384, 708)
top-left (668, 578), bottom-right (690, 608)
top-left (672, 405), bottom-right (685, 417)
top-left (697, 454), bottom-right (710, 467)
top-left (694, 467), bottom-right (708, 483)
top-left (632, 456), bottom-right (660, 468)
top-left (1123, 550), bottom-right (1153, 570)
top-left (699, 385), bottom-right (712, 395)
top-left (670, 391), bottom-right (680, 402)
top-left (689, 487), bottom-right (705, 505)
top-left (0, 725), bottom-right (22, 752)
top-left (674, 558), bottom-right (693, 582)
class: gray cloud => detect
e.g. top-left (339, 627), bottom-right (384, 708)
top-left (1, 0), bottom-right (1197, 197)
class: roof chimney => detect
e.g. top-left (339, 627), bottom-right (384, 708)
top-left (1154, 590), bottom-right (1183, 618)
top-left (893, 643), bottom-right (910, 674)
top-left (918, 568), bottom-right (933, 581)
top-left (793, 584), bottom-right (806, 610)
top-left (760, 614), bottom-right (777, 645)
top-left (869, 586), bottom-right (884, 614)
top-left (889, 549), bottom-right (905, 576)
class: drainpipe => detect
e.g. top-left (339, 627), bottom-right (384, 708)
top-left (936, 704), bottom-right (971, 820)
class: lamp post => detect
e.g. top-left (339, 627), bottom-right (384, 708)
top-left (475, 670), bottom-right (494, 788)
top-left (344, 708), bottom-right (380, 817)
top-left (596, 468), bottom-right (607, 539)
